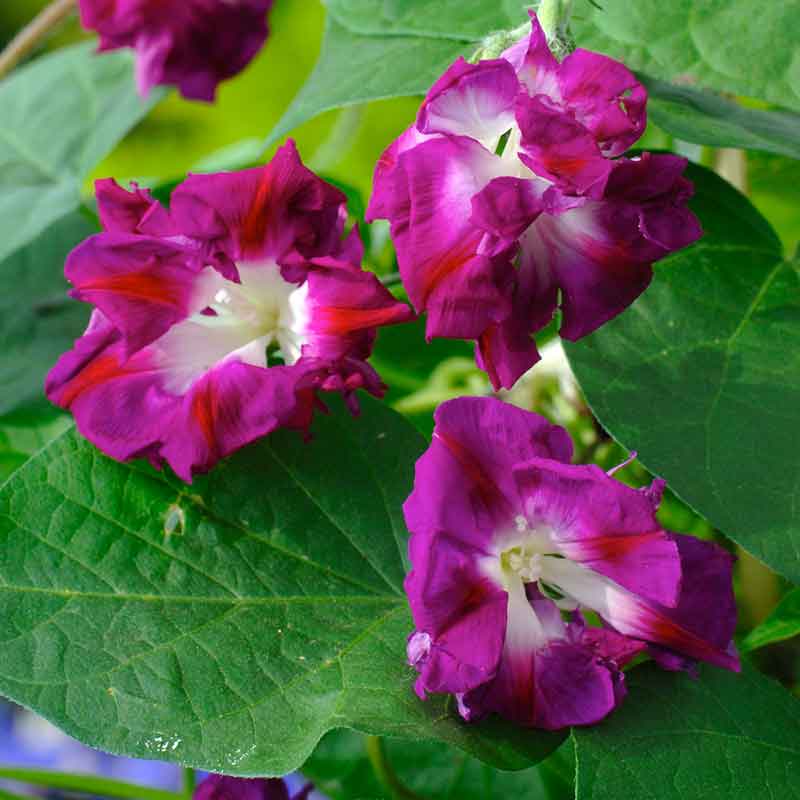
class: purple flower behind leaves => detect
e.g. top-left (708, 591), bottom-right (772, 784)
top-left (194, 774), bottom-right (312, 800)
top-left (404, 396), bottom-right (738, 730)
top-left (45, 140), bottom-right (413, 482)
top-left (367, 11), bottom-right (702, 390)
top-left (78, 0), bottom-right (274, 101)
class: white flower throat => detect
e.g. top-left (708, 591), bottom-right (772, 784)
top-left (154, 261), bottom-right (310, 394)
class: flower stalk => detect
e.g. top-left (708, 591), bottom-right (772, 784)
top-left (0, 0), bottom-right (77, 81)
top-left (365, 736), bottom-right (427, 800)
top-left (0, 765), bottom-right (179, 800)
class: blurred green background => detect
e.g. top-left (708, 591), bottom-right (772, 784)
top-left (0, 0), bottom-right (420, 215)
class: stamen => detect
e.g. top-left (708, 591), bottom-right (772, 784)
top-left (607, 450), bottom-right (637, 477)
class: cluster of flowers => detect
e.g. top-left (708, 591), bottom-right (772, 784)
top-left (48, 6), bottom-right (737, 746)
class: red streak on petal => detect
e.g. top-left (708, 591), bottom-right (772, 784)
top-left (190, 381), bottom-right (218, 454)
top-left (57, 355), bottom-right (128, 408)
top-left (418, 231), bottom-right (482, 307)
top-left (436, 430), bottom-right (513, 519)
top-left (579, 234), bottom-right (638, 277)
top-left (241, 169), bottom-right (273, 254)
top-left (81, 272), bottom-right (182, 307)
top-left (313, 304), bottom-right (410, 335)
top-left (542, 153), bottom-right (589, 177)
top-left (627, 598), bottom-right (737, 669)
top-left (570, 531), bottom-right (664, 562)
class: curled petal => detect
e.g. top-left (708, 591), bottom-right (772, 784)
top-left (558, 48), bottom-right (647, 157)
top-left (501, 11), bottom-right (560, 99)
top-left (516, 94), bottom-right (612, 198)
top-left (418, 57), bottom-right (519, 148)
top-left (95, 178), bottom-right (173, 235)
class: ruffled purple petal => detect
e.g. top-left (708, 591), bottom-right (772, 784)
top-left (516, 93), bottom-right (612, 198)
top-left (404, 397), bottom-right (572, 537)
top-left (65, 233), bottom-right (207, 353)
top-left (45, 312), bottom-right (319, 482)
top-left (79, 0), bottom-right (273, 101)
top-left (405, 532), bottom-right (507, 697)
top-left (557, 48), bottom-right (647, 156)
top-left (95, 178), bottom-right (173, 235)
top-left (169, 139), bottom-right (347, 266)
top-left (365, 124), bottom-right (431, 223)
top-left (520, 153), bottom-right (701, 341)
top-left (459, 589), bottom-right (626, 729)
top-left (193, 774), bottom-right (291, 800)
top-left (377, 135), bottom-right (514, 340)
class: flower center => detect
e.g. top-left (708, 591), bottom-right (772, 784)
top-left (504, 546), bottom-right (545, 583)
top-left (154, 260), bottom-right (309, 394)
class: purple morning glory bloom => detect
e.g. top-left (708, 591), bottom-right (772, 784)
top-left (367, 11), bottom-right (702, 391)
top-left (45, 141), bottom-right (413, 482)
top-left (78, 0), bottom-right (274, 101)
top-left (194, 774), bottom-right (312, 800)
top-left (404, 397), bottom-right (738, 730)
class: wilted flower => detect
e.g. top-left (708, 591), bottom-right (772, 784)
top-left (367, 12), bottom-right (701, 390)
top-left (404, 397), bottom-right (738, 729)
top-left (46, 141), bottom-right (413, 481)
top-left (194, 774), bottom-right (312, 800)
top-left (78, 0), bottom-right (274, 101)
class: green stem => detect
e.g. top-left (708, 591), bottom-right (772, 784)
top-left (365, 737), bottom-right (427, 800)
top-left (699, 145), bottom-right (716, 168)
top-left (181, 767), bottom-right (196, 800)
top-left (0, 766), bottom-right (180, 800)
top-left (0, 0), bottom-right (77, 80)
top-left (0, 788), bottom-right (38, 800)
top-left (309, 104), bottom-right (365, 173)
top-left (379, 272), bottom-right (402, 288)
top-left (537, 0), bottom-right (575, 58)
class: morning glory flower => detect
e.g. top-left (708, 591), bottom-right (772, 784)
top-left (46, 141), bottom-right (413, 482)
top-left (194, 774), bottom-right (313, 800)
top-left (367, 12), bottom-right (702, 390)
top-left (404, 397), bottom-right (738, 729)
top-left (78, 0), bottom-right (274, 101)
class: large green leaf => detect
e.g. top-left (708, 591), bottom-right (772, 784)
top-left (0, 396), bottom-right (563, 774)
top-left (0, 213), bottom-right (94, 418)
top-left (573, 662), bottom-right (800, 800)
top-left (265, 14), bottom-right (468, 147)
top-left (572, 1), bottom-right (800, 113)
top-left (642, 77), bottom-right (800, 158)
top-left (742, 588), bottom-right (800, 653)
top-left (0, 42), bottom-right (161, 263)
top-left (564, 164), bottom-right (800, 582)
top-left (268, 1), bottom-right (800, 157)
